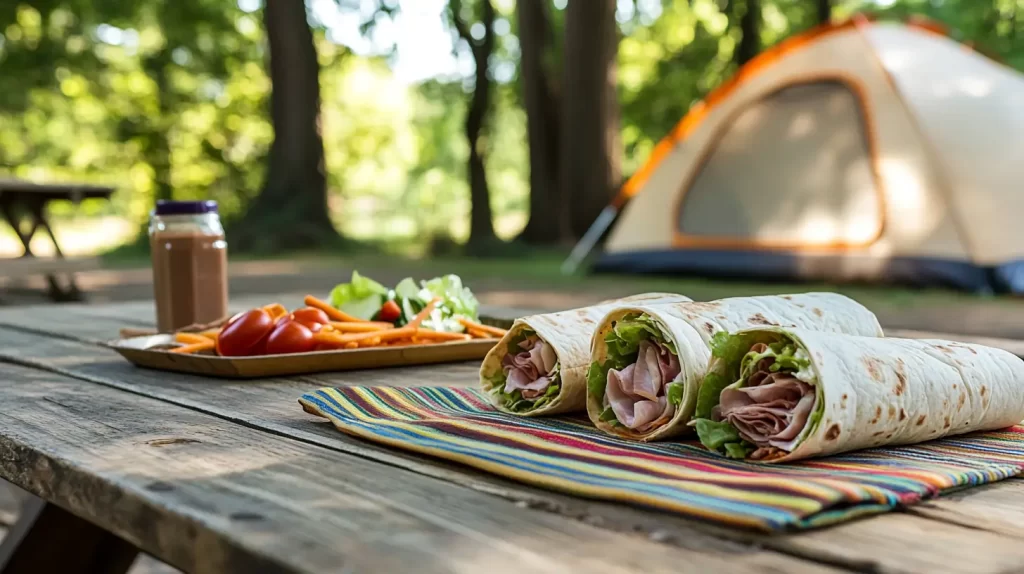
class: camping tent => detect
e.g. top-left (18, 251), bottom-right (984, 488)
top-left (584, 17), bottom-right (1024, 293)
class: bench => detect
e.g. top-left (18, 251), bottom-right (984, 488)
top-left (0, 179), bottom-right (115, 301)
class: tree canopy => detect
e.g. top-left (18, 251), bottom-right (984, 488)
top-left (0, 0), bottom-right (1020, 253)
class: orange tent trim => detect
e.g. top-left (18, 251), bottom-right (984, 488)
top-left (669, 72), bottom-right (887, 252)
top-left (612, 14), bottom-right (965, 209)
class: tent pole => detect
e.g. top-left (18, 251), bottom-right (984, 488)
top-left (560, 205), bottom-right (619, 275)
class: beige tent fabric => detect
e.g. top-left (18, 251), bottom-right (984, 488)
top-left (865, 25), bottom-right (1024, 264)
top-left (603, 21), bottom-right (1024, 266)
top-left (679, 81), bottom-right (881, 246)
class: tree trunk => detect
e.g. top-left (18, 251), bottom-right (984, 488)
top-left (516, 0), bottom-right (562, 245)
top-left (142, 49), bottom-right (173, 203)
top-left (230, 0), bottom-right (337, 252)
top-left (817, 0), bottom-right (832, 25)
top-left (736, 0), bottom-right (761, 66)
top-left (560, 0), bottom-right (621, 239)
top-left (450, 0), bottom-right (498, 250)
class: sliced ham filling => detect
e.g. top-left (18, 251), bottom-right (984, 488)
top-left (502, 338), bottom-right (558, 399)
top-left (714, 345), bottom-right (816, 452)
top-left (605, 339), bottom-right (681, 431)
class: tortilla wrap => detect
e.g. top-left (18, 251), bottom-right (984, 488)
top-left (692, 327), bottom-right (1024, 462)
top-left (587, 293), bottom-right (883, 441)
top-left (480, 293), bottom-right (692, 416)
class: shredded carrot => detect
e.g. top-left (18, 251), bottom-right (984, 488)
top-left (170, 341), bottom-right (215, 354)
top-left (314, 326), bottom-right (417, 347)
top-left (304, 295), bottom-right (370, 323)
top-left (407, 298), bottom-right (441, 329)
top-left (457, 318), bottom-right (507, 337)
top-left (174, 332), bottom-right (211, 345)
top-left (414, 329), bottom-right (471, 342)
top-left (330, 321), bottom-right (393, 332)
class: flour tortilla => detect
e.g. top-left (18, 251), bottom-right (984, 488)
top-left (701, 327), bottom-right (1024, 462)
top-left (480, 293), bottom-right (692, 416)
top-left (588, 293), bottom-right (884, 441)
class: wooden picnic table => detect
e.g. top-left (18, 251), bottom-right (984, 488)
top-left (0, 179), bottom-right (115, 301)
top-left (1, 295), bottom-right (1024, 573)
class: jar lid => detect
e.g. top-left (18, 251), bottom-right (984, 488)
top-left (154, 200), bottom-right (219, 215)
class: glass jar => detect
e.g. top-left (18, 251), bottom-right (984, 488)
top-left (148, 200), bottom-right (229, 332)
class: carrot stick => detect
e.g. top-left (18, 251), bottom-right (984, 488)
top-left (414, 329), bottom-right (472, 342)
top-left (314, 326), bottom-right (417, 347)
top-left (174, 333), bottom-right (211, 345)
top-left (170, 341), bottom-right (215, 354)
top-left (466, 327), bottom-right (492, 339)
top-left (407, 298), bottom-right (440, 329)
top-left (457, 318), bottom-right (507, 337)
top-left (387, 339), bottom-right (420, 347)
top-left (344, 342), bottom-right (359, 349)
top-left (330, 321), bottom-right (393, 332)
top-left (304, 295), bottom-right (371, 323)
top-left (197, 329), bottom-right (221, 340)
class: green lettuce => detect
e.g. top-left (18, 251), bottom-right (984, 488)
top-left (588, 313), bottom-right (680, 426)
top-left (694, 419), bottom-right (743, 451)
top-left (486, 329), bottom-right (560, 413)
top-left (667, 383), bottom-right (684, 406)
top-left (328, 271), bottom-right (389, 320)
top-left (393, 274), bottom-right (480, 332)
top-left (694, 331), bottom-right (818, 458)
top-left (490, 367), bottom-right (562, 413)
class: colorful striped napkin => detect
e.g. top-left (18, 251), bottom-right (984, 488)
top-left (299, 386), bottom-right (1024, 531)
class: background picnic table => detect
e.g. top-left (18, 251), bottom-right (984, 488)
top-left (1, 295), bottom-right (1024, 573)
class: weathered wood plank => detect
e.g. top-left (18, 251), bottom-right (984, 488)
top-left (1, 326), bottom-right (1023, 572)
top-left (776, 513), bottom-right (1024, 574)
top-left (908, 478), bottom-right (1024, 538)
top-left (0, 362), bottom-right (828, 574)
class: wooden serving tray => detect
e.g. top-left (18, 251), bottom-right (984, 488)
top-left (108, 334), bottom-right (499, 379)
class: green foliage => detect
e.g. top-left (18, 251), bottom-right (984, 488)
top-left (1, 0), bottom-right (1022, 250)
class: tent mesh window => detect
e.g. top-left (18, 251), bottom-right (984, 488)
top-left (677, 80), bottom-right (882, 247)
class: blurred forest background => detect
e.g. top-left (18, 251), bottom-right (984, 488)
top-left (0, 0), bottom-right (1021, 257)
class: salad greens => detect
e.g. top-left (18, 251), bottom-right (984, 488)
top-left (328, 271), bottom-right (480, 332)
top-left (328, 271), bottom-right (389, 322)
top-left (693, 332), bottom-right (819, 458)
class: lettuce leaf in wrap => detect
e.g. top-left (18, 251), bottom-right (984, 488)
top-left (487, 328), bottom-right (562, 413)
top-left (586, 313), bottom-right (684, 427)
top-left (693, 332), bottom-right (821, 459)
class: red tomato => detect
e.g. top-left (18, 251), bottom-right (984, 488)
top-left (264, 319), bottom-right (316, 355)
top-left (216, 309), bottom-right (274, 357)
top-left (378, 300), bottom-right (401, 322)
top-left (291, 307), bottom-right (330, 328)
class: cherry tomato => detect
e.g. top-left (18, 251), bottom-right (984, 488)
top-left (377, 300), bottom-right (401, 323)
top-left (216, 309), bottom-right (274, 357)
top-left (291, 307), bottom-right (330, 329)
top-left (264, 319), bottom-right (316, 355)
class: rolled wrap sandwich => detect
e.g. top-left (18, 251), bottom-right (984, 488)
top-left (691, 327), bottom-right (1024, 462)
top-left (587, 293), bottom-right (883, 441)
top-left (480, 293), bottom-right (692, 415)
